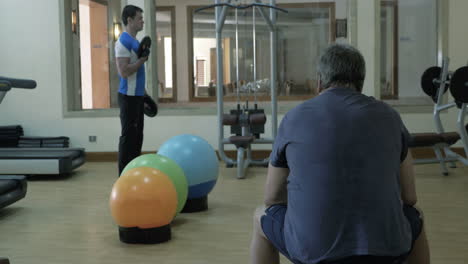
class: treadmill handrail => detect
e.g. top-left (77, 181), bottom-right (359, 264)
top-left (0, 76), bottom-right (36, 89)
top-left (0, 80), bottom-right (12, 92)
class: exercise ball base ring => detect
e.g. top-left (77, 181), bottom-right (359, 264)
top-left (181, 196), bottom-right (208, 213)
top-left (118, 225), bottom-right (171, 244)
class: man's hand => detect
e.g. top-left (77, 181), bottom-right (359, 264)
top-left (137, 36), bottom-right (152, 58)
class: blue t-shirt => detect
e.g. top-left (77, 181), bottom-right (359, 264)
top-left (270, 87), bottom-right (412, 263)
top-left (115, 32), bottom-right (146, 96)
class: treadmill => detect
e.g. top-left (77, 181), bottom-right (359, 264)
top-left (0, 78), bottom-right (27, 209)
top-left (0, 175), bottom-right (27, 209)
top-left (0, 76), bottom-right (85, 176)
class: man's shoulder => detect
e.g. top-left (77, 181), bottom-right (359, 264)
top-left (366, 96), bottom-right (399, 116)
top-left (280, 98), bottom-right (317, 127)
top-left (117, 32), bottom-right (137, 50)
top-left (289, 94), bottom-right (326, 115)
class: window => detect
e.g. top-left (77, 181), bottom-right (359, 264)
top-left (78, 0), bottom-right (111, 109)
top-left (64, 0), bottom-right (121, 112)
top-left (188, 3), bottom-right (338, 102)
top-left (380, 1), bottom-right (398, 99)
top-left (196, 59), bottom-right (207, 87)
top-left (380, 0), bottom-right (439, 101)
top-left (62, 1), bottom-right (174, 113)
top-left (156, 6), bottom-right (177, 102)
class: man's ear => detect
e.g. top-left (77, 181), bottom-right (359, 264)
top-left (317, 74), bottom-right (323, 94)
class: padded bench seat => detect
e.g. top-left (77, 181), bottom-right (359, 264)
top-left (409, 132), bottom-right (460, 148)
top-left (440, 132), bottom-right (460, 145)
top-left (229, 136), bottom-right (256, 149)
top-left (409, 132), bottom-right (461, 176)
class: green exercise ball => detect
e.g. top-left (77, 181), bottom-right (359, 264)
top-left (122, 154), bottom-right (188, 214)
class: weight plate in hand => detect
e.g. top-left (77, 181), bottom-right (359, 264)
top-left (143, 94), bottom-right (158, 117)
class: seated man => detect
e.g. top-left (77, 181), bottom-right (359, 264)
top-left (250, 44), bottom-right (430, 264)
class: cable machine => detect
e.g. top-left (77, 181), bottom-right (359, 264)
top-left (196, 0), bottom-right (287, 179)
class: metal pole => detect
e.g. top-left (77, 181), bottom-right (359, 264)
top-left (235, 8), bottom-right (240, 104)
top-left (216, 0), bottom-right (235, 165)
top-left (216, 0), bottom-right (232, 33)
top-left (434, 57), bottom-right (449, 133)
top-left (255, 0), bottom-right (275, 31)
top-left (253, 6), bottom-right (258, 105)
top-left (270, 0), bottom-right (278, 139)
top-left (436, 102), bottom-right (456, 112)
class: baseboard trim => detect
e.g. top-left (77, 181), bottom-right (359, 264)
top-left (85, 148), bottom-right (466, 162)
top-left (86, 152), bottom-right (118, 162)
top-left (85, 150), bottom-right (272, 162)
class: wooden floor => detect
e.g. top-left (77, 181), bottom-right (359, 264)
top-left (0, 162), bottom-right (467, 264)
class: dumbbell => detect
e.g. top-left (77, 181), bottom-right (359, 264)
top-left (137, 36), bottom-right (151, 58)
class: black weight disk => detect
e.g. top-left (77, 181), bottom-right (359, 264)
top-left (421, 66), bottom-right (444, 100)
top-left (450, 66), bottom-right (468, 103)
top-left (143, 94), bottom-right (158, 117)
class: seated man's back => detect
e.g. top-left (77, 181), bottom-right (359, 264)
top-left (271, 87), bottom-right (412, 263)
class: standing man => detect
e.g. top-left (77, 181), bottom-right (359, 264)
top-left (250, 44), bottom-right (430, 264)
top-left (115, 5), bottom-right (148, 175)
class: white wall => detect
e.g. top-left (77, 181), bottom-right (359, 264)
top-left (448, 0), bottom-right (468, 70)
top-left (0, 1), bottom-right (65, 133)
top-left (0, 0), bottom-right (467, 153)
top-left (0, 0), bottom-right (220, 153)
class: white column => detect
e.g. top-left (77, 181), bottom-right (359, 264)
top-left (347, 0), bottom-right (358, 47)
top-left (356, 0), bottom-right (380, 99)
top-left (144, 0), bottom-right (158, 98)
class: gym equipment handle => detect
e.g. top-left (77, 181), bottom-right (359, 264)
top-left (0, 76), bottom-right (37, 89)
top-left (0, 80), bottom-right (12, 92)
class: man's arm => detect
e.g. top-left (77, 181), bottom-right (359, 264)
top-left (264, 163), bottom-right (289, 207)
top-left (116, 56), bottom-right (148, 79)
top-left (400, 151), bottom-right (418, 206)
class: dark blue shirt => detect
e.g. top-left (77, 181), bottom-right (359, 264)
top-left (270, 87), bottom-right (412, 263)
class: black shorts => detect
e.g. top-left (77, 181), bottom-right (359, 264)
top-left (260, 204), bottom-right (422, 264)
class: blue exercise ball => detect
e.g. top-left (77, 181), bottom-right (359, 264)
top-left (157, 134), bottom-right (219, 200)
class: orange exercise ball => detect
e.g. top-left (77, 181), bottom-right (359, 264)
top-left (110, 167), bottom-right (177, 243)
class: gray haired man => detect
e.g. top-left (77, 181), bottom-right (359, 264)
top-left (250, 44), bottom-right (430, 264)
